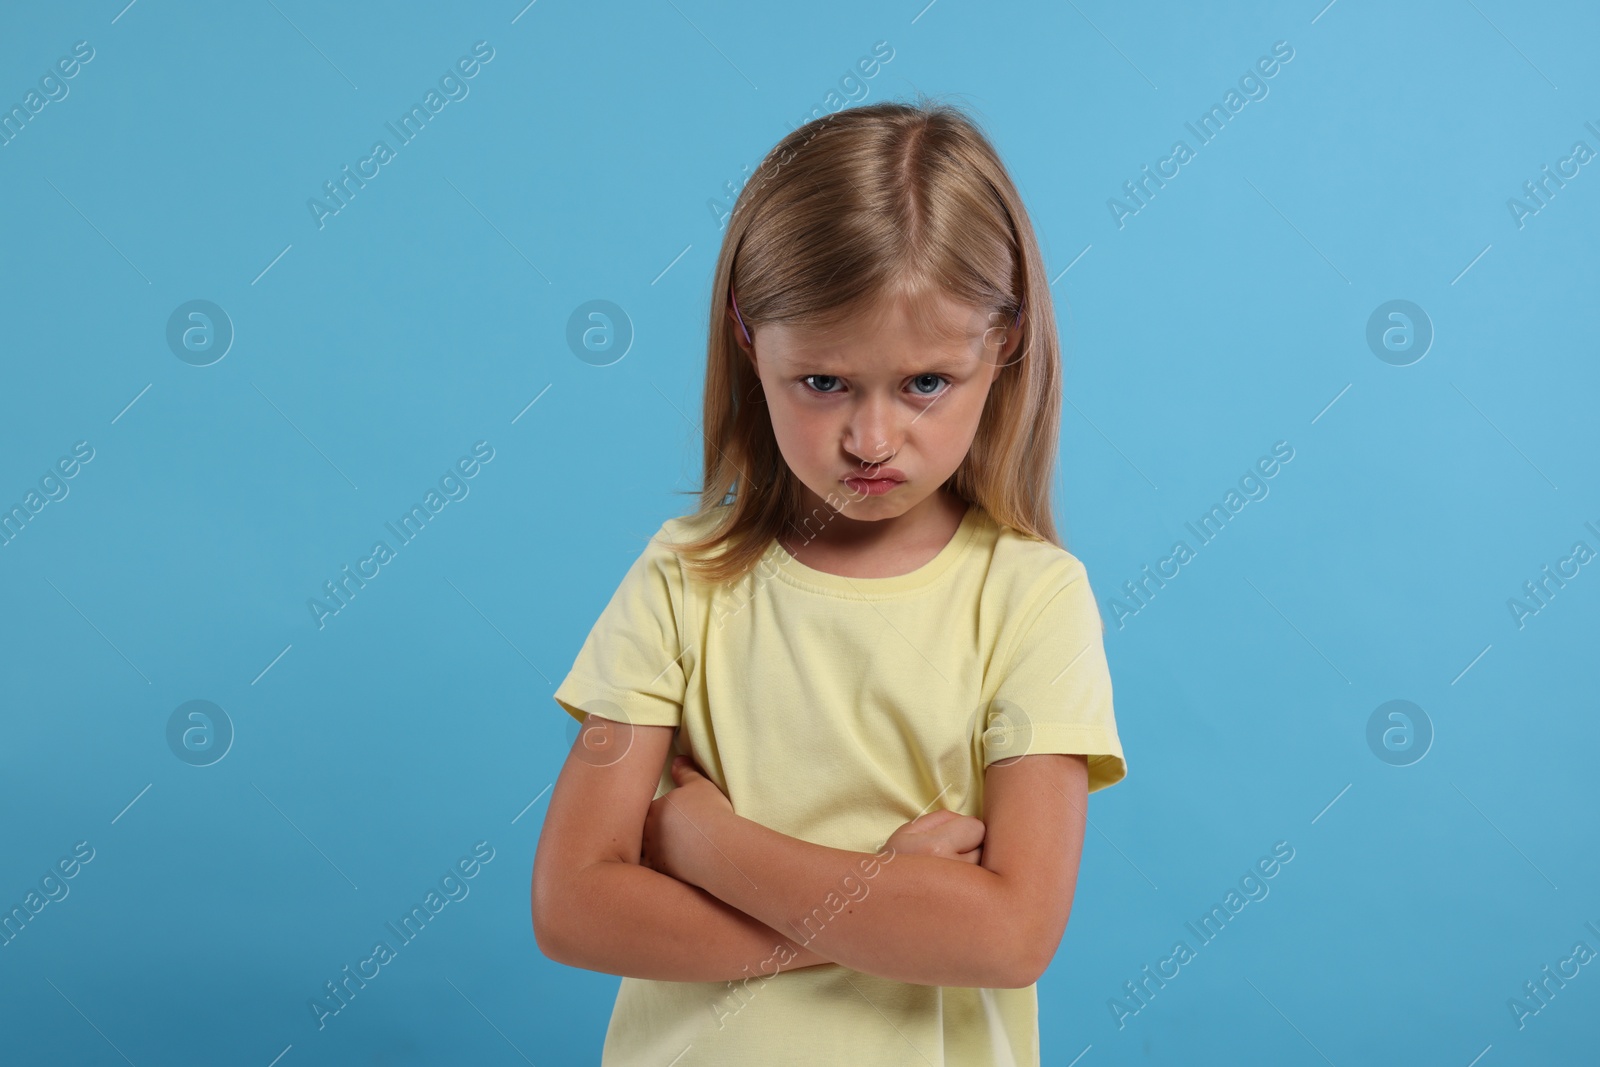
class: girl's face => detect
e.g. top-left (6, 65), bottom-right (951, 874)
top-left (733, 288), bottom-right (1022, 522)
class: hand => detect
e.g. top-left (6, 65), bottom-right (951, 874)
top-left (641, 755), bottom-right (734, 884)
top-left (884, 809), bottom-right (986, 865)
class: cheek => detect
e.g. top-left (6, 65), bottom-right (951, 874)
top-left (767, 397), bottom-right (827, 456)
top-left (931, 389), bottom-right (987, 433)
top-left (921, 392), bottom-right (988, 456)
top-left (764, 393), bottom-right (798, 435)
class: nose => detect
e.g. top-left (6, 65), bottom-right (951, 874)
top-left (843, 393), bottom-right (899, 467)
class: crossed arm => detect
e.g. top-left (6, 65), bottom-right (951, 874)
top-left (530, 714), bottom-right (1089, 990)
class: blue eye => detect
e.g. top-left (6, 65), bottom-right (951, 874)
top-left (800, 374), bottom-right (851, 395)
top-left (799, 374), bottom-right (950, 397)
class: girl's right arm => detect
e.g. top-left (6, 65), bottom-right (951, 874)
top-left (532, 715), bottom-right (834, 982)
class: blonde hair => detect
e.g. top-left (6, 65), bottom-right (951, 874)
top-left (669, 95), bottom-right (1065, 585)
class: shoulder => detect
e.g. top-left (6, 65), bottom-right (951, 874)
top-left (651, 507), bottom-right (730, 562)
top-left (656, 506), bottom-right (727, 545)
top-left (587, 512), bottom-right (716, 601)
top-left (976, 514), bottom-right (1106, 656)
top-left (634, 507), bottom-right (736, 589)
top-left (985, 515), bottom-right (1094, 610)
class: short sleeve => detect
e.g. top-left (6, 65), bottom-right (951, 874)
top-left (984, 557), bottom-right (1127, 792)
top-left (551, 525), bottom-right (688, 730)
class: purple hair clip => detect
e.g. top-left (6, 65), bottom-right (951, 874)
top-left (729, 286), bottom-right (753, 345)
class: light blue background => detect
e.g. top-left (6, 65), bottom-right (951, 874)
top-left (2, 1), bottom-right (1596, 1064)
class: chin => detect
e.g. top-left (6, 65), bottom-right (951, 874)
top-left (835, 488), bottom-right (921, 513)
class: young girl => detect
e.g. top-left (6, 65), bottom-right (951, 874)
top-left (532, 98), bottom-right (1127, 1066)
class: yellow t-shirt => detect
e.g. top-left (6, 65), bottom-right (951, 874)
top-left (551, 501), bottom-right (1127, 1067)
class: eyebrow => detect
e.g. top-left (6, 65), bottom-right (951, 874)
top-left (778, 350), bottom-right (978, 373)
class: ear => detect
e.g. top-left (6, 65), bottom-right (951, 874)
top-left (992, 313), bottom-right (1023, 379)
top-left (983, 307), bottom-right (1023, 368)
top-left (728, 316), bottom-right (760, 376)
top-left (726, 307), bottom-right (755, 357)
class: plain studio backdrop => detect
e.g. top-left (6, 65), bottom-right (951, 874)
top-left (0, 1), bottom-right (1595, 1064)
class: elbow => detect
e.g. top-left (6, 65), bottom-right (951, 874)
top-left (530, 887), bottom-right (569, 965)
top-left (532, 855), bottom-right (626, 969)
top-left (992, 947), bottom-right (1049, 990)
top-left (961, 925), bottom-right (1048, 989)
top-left (1003, 946), bottom-right (1050, 989)
top-left (530, 861), bottom-right (582, 967)
top-left (998, 953), bottom-right (1049, 991)
top-left (996, 917), bottom-right (1062, 989)
top-left (531, 905), bottom-right (568, 965)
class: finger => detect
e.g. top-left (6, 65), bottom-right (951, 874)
top-left (903, 809), bottom-right (960, 834)
top-left (940, 812), bottom-right (979, 844)
top-left (934, 817), bottom-right (986, 853)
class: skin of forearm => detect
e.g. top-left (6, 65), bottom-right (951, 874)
top-left (680, 810), bottom-right (1032, 989)
top-left (541, 857), bottom-right (836, 982)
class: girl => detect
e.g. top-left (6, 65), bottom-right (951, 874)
top-left (532, 97), bottom-right (1127, 1066)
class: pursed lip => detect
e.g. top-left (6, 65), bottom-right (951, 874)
top-left (843, 468), bottom-right (905, 483)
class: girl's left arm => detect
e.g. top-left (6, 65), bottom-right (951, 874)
top-left (649, 752), bottom-right (1088, 989)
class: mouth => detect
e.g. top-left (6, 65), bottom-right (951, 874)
top-left (842, 473), bottom-right (904, 497)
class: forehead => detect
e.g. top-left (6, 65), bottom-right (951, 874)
top-left (763, 294), bottom-right (993, 369)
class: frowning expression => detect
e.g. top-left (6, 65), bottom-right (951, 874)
top-left (733, 288), bottom-right (1022, 519)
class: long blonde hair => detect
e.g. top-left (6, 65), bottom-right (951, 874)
top-left (669, 95), bottom-right (1065, 585)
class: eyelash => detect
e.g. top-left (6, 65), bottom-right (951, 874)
top-left (799, 373), bottom-right (951, 398)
